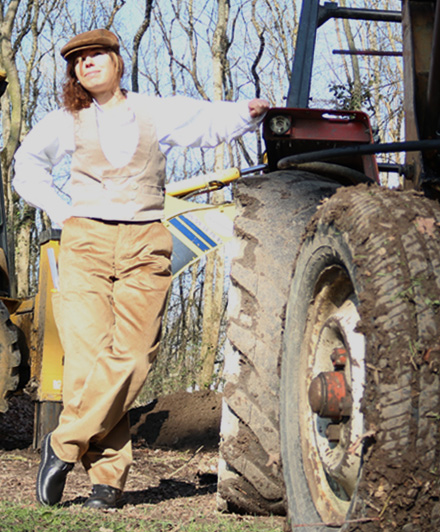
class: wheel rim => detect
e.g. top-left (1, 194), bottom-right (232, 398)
top-left (298, 265), bottom-right (365, 523)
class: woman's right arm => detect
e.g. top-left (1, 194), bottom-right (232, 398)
top-left (13, 110), bottom-right (75, 228)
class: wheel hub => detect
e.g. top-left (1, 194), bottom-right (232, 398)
top-left (308, 368), bottom-right (353, 420)
top-left (299, 294), bottom-right (366, 521)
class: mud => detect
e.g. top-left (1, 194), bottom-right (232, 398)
top-left (129, 389), bottom-right (222, 450)
top-left (308, 184), bottom-right (440, 531)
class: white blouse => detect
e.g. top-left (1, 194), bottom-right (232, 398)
top-left (13, 93), bottom-right (260, 227)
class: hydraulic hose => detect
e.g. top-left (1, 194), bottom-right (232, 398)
top-left (278, 139), bottom-right (440, 169)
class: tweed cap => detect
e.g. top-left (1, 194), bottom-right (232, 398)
top-left (61, 29), bottom-right (120, 60)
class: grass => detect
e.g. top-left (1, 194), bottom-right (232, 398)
top-left (0, 501), bottom-right (284, 532)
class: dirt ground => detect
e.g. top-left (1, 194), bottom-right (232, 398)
top-left (0, 391), bottom-right (284, 529)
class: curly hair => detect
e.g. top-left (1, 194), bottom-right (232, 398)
top-left (62, 49), bottom-right (125, 113)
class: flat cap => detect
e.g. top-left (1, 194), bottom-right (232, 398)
top-left (61, 29), bottom-right (120, 60)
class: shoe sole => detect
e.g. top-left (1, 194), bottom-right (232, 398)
top-left (83, 499), bottom-right (124, 509)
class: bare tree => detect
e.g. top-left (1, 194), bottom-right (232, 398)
top-left (197, 0), bottom-right (231, 388)
top-left (131, 0), bottom-right (153, 92)
top-left (0, 0), bottom-right (38, 296)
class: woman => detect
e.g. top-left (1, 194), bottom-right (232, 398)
top-left (13, 28), bottom-right (269, 509)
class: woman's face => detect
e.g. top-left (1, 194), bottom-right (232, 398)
top-left (74, 48), bottom-right (119, 97)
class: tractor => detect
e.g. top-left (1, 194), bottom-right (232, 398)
top-left (215, 1), bottom-right (440, 530)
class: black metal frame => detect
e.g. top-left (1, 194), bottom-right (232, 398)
top-left (287, 1), bottom-right (402, 108)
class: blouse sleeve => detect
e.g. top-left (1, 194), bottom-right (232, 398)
top-left (13, 110), bottom-right (76, 227)
top-left (145, 95), bottom-right (262, 151)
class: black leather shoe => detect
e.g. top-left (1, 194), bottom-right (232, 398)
top-left (36, 433), bottom-right (74, 506)
top-left (83, 484), bottom-right (124, 509)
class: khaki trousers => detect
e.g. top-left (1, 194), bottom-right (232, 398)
top-left (51, 217), bottom-right (172, 490)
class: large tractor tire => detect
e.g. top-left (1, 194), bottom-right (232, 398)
top-left (0, 301), bottom-right (21, 413)
top-left (281, 185), bottom-right (440, 531)
top-left (217, 170), bottom-right (340, 515)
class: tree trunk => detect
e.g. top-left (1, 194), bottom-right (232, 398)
top-left (15, 207), bottom-right (33, 297)
top-left (198, 0), bottom-right (230, 388)
top-left (339, 0), bottom-right (361, 110)
top-left (199, 247), bottom-right (225, 387)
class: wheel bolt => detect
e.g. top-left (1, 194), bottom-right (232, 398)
top-left (331, 347), bottom-right (348, 368)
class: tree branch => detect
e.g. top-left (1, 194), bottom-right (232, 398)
top-left (131, 0), bottom-right (154, 92)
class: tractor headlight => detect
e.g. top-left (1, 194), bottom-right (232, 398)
top-left (268, 115), bottom-right (292, 135)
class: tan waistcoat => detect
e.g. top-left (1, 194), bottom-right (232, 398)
top-left (70, 99), bottom-right (166, 222)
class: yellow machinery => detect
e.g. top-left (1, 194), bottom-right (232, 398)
top-left (10, 233), bottom-right (64, 446)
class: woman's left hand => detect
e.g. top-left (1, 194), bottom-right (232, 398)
top-left (248, 98), bottom-right (270, 118)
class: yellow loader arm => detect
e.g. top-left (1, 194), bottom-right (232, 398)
top-left (163, 165), bottom-right (266, 277)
